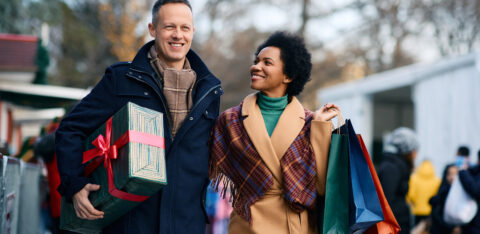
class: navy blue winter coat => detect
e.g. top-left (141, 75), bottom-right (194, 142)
top-left (55, 40), bottom-right (223, 233)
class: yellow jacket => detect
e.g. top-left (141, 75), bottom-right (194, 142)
top-left (407, 160), bottom-right (441, 215)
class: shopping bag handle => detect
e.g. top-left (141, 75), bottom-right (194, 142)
top-left (336, 110), bottom-right (345, 134)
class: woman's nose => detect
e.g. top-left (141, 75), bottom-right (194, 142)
top-left (250, 63), bottom-right (260, 73)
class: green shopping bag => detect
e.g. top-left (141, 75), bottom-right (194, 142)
top-left (322, 129), bottom-right (350, 234)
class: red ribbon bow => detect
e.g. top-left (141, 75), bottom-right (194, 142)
top-left (82, 117), bottom-right (165, 202)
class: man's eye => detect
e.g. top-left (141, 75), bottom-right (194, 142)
top-left (182, 26), bottom-right (190, 31)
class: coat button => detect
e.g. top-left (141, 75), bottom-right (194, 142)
top-left (205, 110), bottom-right (208, 115)
top-left (144, 92), bottom-right (149, 96)
top-left (139, 75), bottom-right (142, 78)
top-left (189, 117), bottom-right (194, 121)
top-left (214, 90), bottom-right (218, 94)
top-left (128, 71), bottom-right (132, 74)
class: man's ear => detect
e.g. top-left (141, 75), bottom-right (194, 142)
top-left (148, 23), bottom-right (156, 38)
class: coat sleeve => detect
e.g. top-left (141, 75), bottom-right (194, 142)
top-left (55, 66), bottom-right (122, 200)
top-left (459, 168), bottom-right (480, 200)
top-left (310, 120), bottom-right (333, 195)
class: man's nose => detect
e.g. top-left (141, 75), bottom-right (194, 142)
top-left (172, 28), bottom-right (182, 39)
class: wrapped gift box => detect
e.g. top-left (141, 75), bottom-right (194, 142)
top-left (60, 102), bottom-right (167, 233)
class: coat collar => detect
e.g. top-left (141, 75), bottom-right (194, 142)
top-left (241, 93), bottom-right (306, 183)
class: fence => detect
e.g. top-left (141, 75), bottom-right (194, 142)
top-left (0, 154), bottom-right (43, 234)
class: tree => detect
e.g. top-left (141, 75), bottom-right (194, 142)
top-left (98, 0), bottom-right (153, 61)
top-left (423, 0), bottom-right (480, 56)
top-left (50, 1), bottom-right (116, 88)
top-left (0, 0), bottom-right (27, 33)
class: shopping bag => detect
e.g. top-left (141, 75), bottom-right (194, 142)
top-left (322, 126), bottom-right (350, 234)
top-left (357, 135), bottom-right (401, 234)
top-left (443, 175), bottom-right (478, 225)
top-left (347, 120), bottom-right (384, 232)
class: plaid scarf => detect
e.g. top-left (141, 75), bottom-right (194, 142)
top-left (148, 45), bottom-right (196, 137)
top-left (209, 102), bottom-right (317, 223)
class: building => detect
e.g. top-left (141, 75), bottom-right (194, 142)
top-left (0, 34), bottom-right (89, 156)
top-left (318, 53), bottom-right (480, 173)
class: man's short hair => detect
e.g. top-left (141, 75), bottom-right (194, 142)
top-left (152, 0), bottom-right (192, 26)
top-left (457, 145), bottom-right (470, 157)
top-left (255, 31), bottom-right (312, 97)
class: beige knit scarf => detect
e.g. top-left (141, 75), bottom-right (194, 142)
top-left (148, 45), bottom-right (196, 137)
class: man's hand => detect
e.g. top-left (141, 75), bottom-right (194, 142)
top-left (72, 183), bottom-right (104, 220)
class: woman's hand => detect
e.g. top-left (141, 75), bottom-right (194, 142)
top-left (314, 103), bottom-right (340, 121)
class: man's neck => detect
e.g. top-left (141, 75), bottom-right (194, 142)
top-left (164, 59), bottom-right (186, 70)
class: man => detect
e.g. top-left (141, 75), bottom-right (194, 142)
top-left (55, 0), bottom-right (223, 233)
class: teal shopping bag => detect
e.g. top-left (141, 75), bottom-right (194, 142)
top-left (322, 128), bottom-right (350, 234)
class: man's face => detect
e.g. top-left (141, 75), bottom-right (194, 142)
top-left (148, 3), bottom-right (194, 69)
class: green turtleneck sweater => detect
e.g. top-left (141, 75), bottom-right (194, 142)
top-left (257, 92), bottom-right (288, 136)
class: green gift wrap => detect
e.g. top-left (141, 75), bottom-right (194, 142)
top-left (60, 102), bottom-right (167, 233)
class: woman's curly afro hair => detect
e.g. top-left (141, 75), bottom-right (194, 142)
top-left (255, 31), bottom-right (312, 97)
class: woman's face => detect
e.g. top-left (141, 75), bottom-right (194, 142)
top-left (250, 46), bottom-right (292, 97)
top-left (447, 166), bottom-right (459, 185)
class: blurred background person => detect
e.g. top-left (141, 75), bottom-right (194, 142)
top-left (454, 145), bottom-right (471, 169)
top-left (378, 127), bottom-right (419, 234)
top-left (407, 159), bottom-right (441, 225)
top-left (458, 156), bottom-right (480, 233)
top-left (429, 164), bottom-right (460, 234)
top-left (34, 117), bottom-right (62, 234)
top-left (478, 149), bottom-right (480, 165)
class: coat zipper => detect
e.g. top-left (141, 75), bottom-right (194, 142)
top-left (126, 73), bottom-right (174, 141)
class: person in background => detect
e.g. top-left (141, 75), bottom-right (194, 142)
top-left (34, 117), bottom-right (62, 234)
top-left (209, 31), bottom-right (339, 233)
top-left (377, 127), bottom-right (419, 234)
top-left (407, 159), bottom-right (441, 225)
top-left (477, 149), bottom-right (480, 165)
top-left (429, 164), bottom-right (460, 234)
top-left (454, 145), bottom-right (471, 169)
top-left (458, 157), bottom-right (480, 233)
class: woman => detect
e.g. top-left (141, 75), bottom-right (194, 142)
top-left (377, 127), bottom-right (419, 234)
top-left (209, 31), bottom-right (339, 233)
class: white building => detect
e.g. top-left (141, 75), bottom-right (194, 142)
top-left (317, 53), bottom-right (480, 174)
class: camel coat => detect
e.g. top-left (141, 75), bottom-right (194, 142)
top-left (228, 94), bottom-right (332, 234)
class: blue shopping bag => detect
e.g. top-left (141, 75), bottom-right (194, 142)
top-left (346, 119), bottom-right (384, 232)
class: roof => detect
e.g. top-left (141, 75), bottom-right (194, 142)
top-left (319, 53), bottom-right (480, 101)
top-left (0, 82), bottom-right (90, 108)
top-left (0, 34), bottom-right (38, 71)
